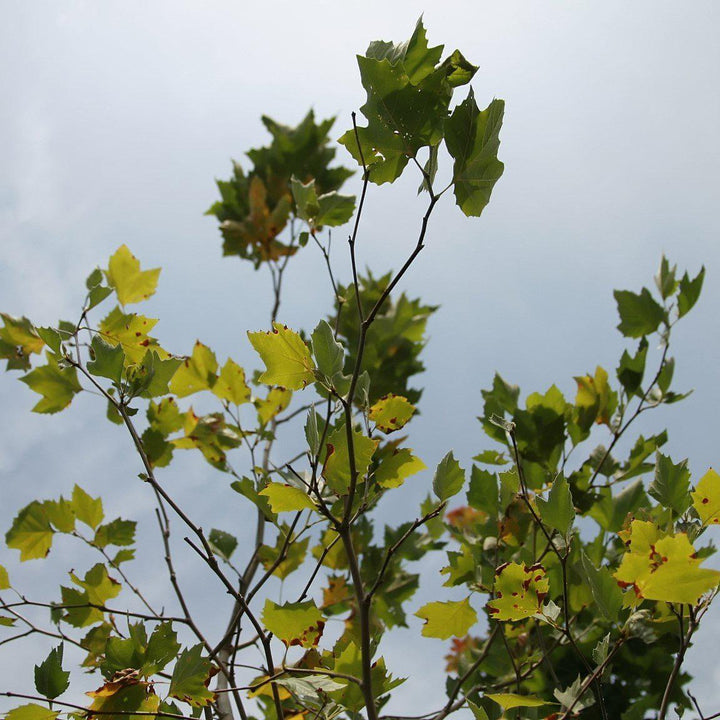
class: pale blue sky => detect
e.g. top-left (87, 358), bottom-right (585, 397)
top-left (1, 1), bottom-right (719, 717)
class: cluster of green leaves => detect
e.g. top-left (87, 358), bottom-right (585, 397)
top-left (0, 18), bottom-right (717, 720)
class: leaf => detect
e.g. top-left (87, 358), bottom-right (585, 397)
top-left (169, 341), bottom-right (218, 397)
top-left (467, 466), bottom-right (499, 518)
top-left (248, 323), bottom-right (315, 390)
top-left (536, 475), bottom-right (575, 536)
top-left (554, 676), bottom-right (595, 714)
top-left (374, 448), bottom-right (426, 489)
top-left (99, 306), bottom-right (166, 365)
top-left (144, 622), bottom-right (181, 676)
top-left (88, 679), bottom-right (160, 720)
top-left (614, 520), bottom-right (720, 605)
top-left (71, 563), bottom-right (122, 606)
top-left (0, 564), bottom-right (9, 589)
top-left (487, 562), bottom-right (549, 621)
top-left (655, 256), bottom-right (678, 299)
top-left (147, 397), bottom-right (184, 435)
top-left (444, 91), bottom-right (505, 217)
top-left (5, 501), bottom-right (53, 561)
top-left (20, 352), bottom-right (82, 414)
top-left (291, 176), bottom-right (320, 221)
top-left (649, 453), bottom-right (691, 515)
top-left (255, 386), bottom-right (292, 425)
top-left (212, 358), bottom-right (251, 405)
top-left (580, 552), bottom-right (623, 621)
top-left (72, 485), bottom-right (104, 530)
top-left (311, 320), bottom-right (344, 378)
top-left (588, 479), bottom-right (649, 533)
top-left (5, 705), bottom-right (59, 720)
top-left (322, 424), bottom-right (378, 494)
top-left (262, 599), bottom-right (325, 647)
top-left (369, 394), bottom-right (416, 433)
top-left (169, 644), bottom-right (215, 706)
top-left (208, 529), bottom-right (238, 560)
top-left (93, 519), bottom-right (136, 548)
top-left (415, 597), bottom-right (477, 639)
top-left (617, 338), bottom-right (648, 396)
top-left (467, 701), bottom-right (489, 720)
top-left (34, 645), bottom-right (70, 699)
top-left (127, 351), bottom-right (181, 399)
top-left (592, 633), bottom-right (611, 666)
top-left (677, 266), bottom-right (705, 318)
top-left (0, 313), bottom-right (44, 371)
top-left (691, 468), bottom-right (720, 525)
top-left (87, 336), bottom-right (125, 383)
top-left (613, 287), bottom-right (665, 338)
top-left (316, 191), bottom-right (356, 226)
top-left (105, 245), bottom-right (160, 305)
top-left (485, 693), bottom-right (551, 710)
top-left (259, 482), bottom-right (315, 513)
top-left (433, 451), bottom-right (465, 500)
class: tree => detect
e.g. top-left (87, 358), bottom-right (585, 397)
top-left (0, 17), bottom-right (717, 720)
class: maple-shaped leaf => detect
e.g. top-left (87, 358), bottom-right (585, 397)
top-left (169, 341), bottom-right (218, 397)
top-left (614, 520), bottom-right (720, 605)
top-left (34, 644), bottom-right (69, 699)
top-left (169, 644), bottom-right (215, 706)
top-left (105, 245), bottom-right (160, 306)
top-left (415, 597), bottom-right (477, 639)
top-left (691, 468), bottom-right (720, 525)
top-left (444, 90), bottom-right (505, 217)
top-left (20, 352), bottom-right (82, 414)
top-left (99, 307), bottom-right (167, 365)
top-left (374, 447), bottom-right (426, 489)
top-left (88, 674), bottom-right (160, 720)
top-left (5, 501), bottom-right (54, 561)
top-left (248, 323), bottom-right (315, 390)
top-left (72, 485), bottom-right (104, 530)
top-left (212, 358), bottom-right (251, 405)
top-left (147, 397), bottom-right (184, 435)
top-left (369, 394), bottom-right (416, 433)
top-left (487, 562), bottom-right (550, 621)
top-left (70, 563), bottom-right (121, 607)
top-left (262, 599), bottom-right (325, 648)
top-left (172, 410), bottom-right (242, 470)
top-left (258, 527), bottom-right (309, 580)
top-left (5, 705), bottom-right (58, 720)
top-left (322, 424), bottom-right (378, 494)
top-left (259, 482), bottom-right (316, 513)
top-left (254, 386), bottom-right (292, 425)
top-left (0, 313), bottom-right (44, 371)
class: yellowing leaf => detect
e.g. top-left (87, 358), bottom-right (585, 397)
top-left (5, 704), bottom-right (59, 720)
top-left (574, 365), bottom-right (616, 428)
top-left (70, 563), bottom-right (121, 606)
top-left (88, 678), bottom-right (160, 720)
top-left (375, 448), bottom-right (426, 489)
top-left (0, 564), bottom-right (9, 589)
top-left (255, 386), bottom-right (292, 425)
top-left (691, 468), bottom-right (720, 525)
top-left (247, 323), bottom-right (315, 390)
top-left (169, 644), bottom-right (215, 707)
top-left (322, 425), bottom-right (378, 494)
top-left (212, 358), bottom-right (251, 405)
top-left (5, 501), bottom-right (54, 561)
top-left (20, 352), bottom-right (82, 414)
top-left (262, 599), bottom-right (325, 648)
top-left (72, 485), bottom-right (104, 530)
top-left (369, 394), bottom-right (416, 433)
top-left (248, 675), bottom-right (291, 700)
top-left (105, 245), bottom-right (160, 305)
top-left (0, 313), bottom-right (44, 371)
top-left (169, 341), bottom-right (218, 397)
top-left (259, 482), bottom-right (315, 513)
top-left (99, 307), bottom-right (167, 365)
top-left (485, 693), bottom-right (551, 710)
top-left (614, 520), bottom-right (720, 605)
top-left (487, 562), bottom-right (549, 621)
top-left (415, 597), bottom-right (477, 639)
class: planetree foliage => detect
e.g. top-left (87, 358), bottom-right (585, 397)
top-left (0, 18), bottom-right (717, 720)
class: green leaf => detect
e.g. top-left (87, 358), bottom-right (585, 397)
top-left (105, 245), bottom-right (161, 305)
top-left (415, 596), bottom-right (477, 639)
top-left (316, 192), bottom-right (356, 226)
top-left (677, 266), bottom-right (705, 317)
top-left (5, 705), bottom-right (59, 720)
top-left (128, 351), bottom-right (182, 399)
top-left (169, 340), bottom-right (218, 397)
top-left (537, 475), bottom-right (575, 536)
top-left (70, 562), bottom-right (121, 606)
top-left (617, 338), bottom-right (648, 396)
top-left (87, 335), bottom-right (125, 383)
top-left (259, 482), bottom-right (315, 513)
top-left (36, 327), bottom-right (62, 355)
top-left (487, 562), bottom-right (549, 621)
top-left (291, 176), bottom-right (320, 221)
top-left (467, 466), bottom-right (499, 518)
top-left (20, 352), bottom-right (82, 414)
top-left (485, 693), bottom-right (552, 710)
top-left (554, 677), bottom-right (595, 714)
top-left (467, 700), bottom-right (489, 720)
top-left (311, 320), bottom-right (344, 378)
top-left (5, 501), bottom-right (53, 561)
top-left (440, 49), bottom-right (478, 87)
top-left (147, 397), bottom-right (184, 435)
top-left (580, 552), bottom-right (623, 621)
top-left (649, 453), bottom-right (691, 515)
top-left (71, 485), bottom-right (104, 530)
top-left (305, 408), bottom-right (321, 455)
top-left (144, 622), bottom-right (181, 676)
top-left (655, 256), bottom-right (678, 299)
top-left (93, 518), bottom-right (136, 549)
top-left (169, 644), bottom-right (215, 706)
top-left (444, 91), bottom-right (505, 217)
top-left (248, 322), bottom-right (316, 390)
top-left (0, 564), bottom-right (9, 589)
top-left (433, 451), bottom-right (465, 500)
top-left (42, 498), bottom-right (75, 533)
top-left (212, 358), bottom-right (251, 405)
top-left (322, 424), bottom-right (378, 494)
top-left (262, 599), bottom-right (324, 647)
top-left (613, 287), bottom-right (665, 338)
top-left (588, 479), bottom-right (649, 533)
top-left (88, 680), bottom-right (160, 720)
top-left (34, 645), bottom-right (69, 699)
top-left (0, 313), bottom-right (44, 371)
top-left (208, 529), bottom-right (238, 560)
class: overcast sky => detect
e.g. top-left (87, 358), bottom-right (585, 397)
top-left (1, 1), bottom-right (719, 717)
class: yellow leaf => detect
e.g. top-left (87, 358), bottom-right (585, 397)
top-left (255, 386), bottom-right (292, 425)
top-left (691, 468), bottom-right (720, 525)
top-left (369, 394), bottom-right (416, 433)
top-left (105, 245), bottom-right (160, 305)
top-left (169, 341), bottom-right (218, 397)
top-left (247, 323), bottom-right (315, 390)
top-left (99, 307), bottom-right (167, 365)
top-left (415, 597), bottom-right (477, 639)
top-left (213, 358), bottom-right (251, 405)
top-left (259, 482), bottom-right (315, 513)
top-left (487, 562), bottom-right (549, 621)
top-left (322, 425), bottom-right (378, 494)
top-left (485, 692), bottom-right (552, 710)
